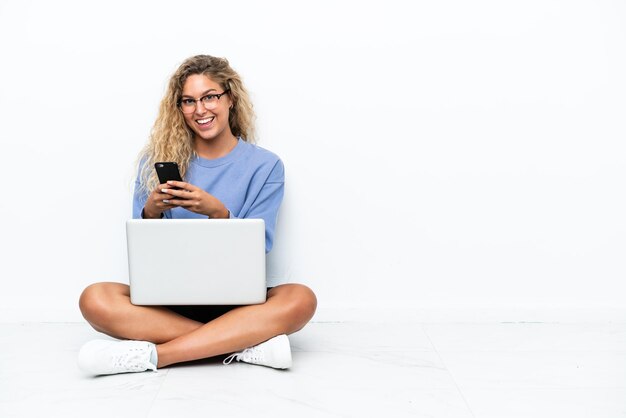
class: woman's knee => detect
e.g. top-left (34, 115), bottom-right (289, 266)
top-left (297, 284), bottom-right (318, 320)
top-left (278, 284), bottom-right (317, 325)
top-left (78, 282), bottom-right (123, 323)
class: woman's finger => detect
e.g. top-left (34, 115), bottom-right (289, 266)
top-left (166, 198), bottom-right (193, 207)
top-left (161, 187), bottom-right (191, 200)
top-left (166, 180), bottom-right (195, 191)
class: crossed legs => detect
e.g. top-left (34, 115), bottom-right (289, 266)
top-left (79, 282), bottom-right (317, 368)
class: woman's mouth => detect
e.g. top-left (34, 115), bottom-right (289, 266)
top-left (196, 116), bottom-right (215, 126)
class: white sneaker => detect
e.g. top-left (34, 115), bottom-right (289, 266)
top-left (223, 334), bottom-right (292, 369)
top-left (78, 339), bottom-right (157, 375)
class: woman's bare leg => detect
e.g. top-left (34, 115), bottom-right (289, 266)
top-left (155, 284), bottom-right (316, 367)
top-left (79, 282), bottom-right (204, 343)
top-left (79, 282), bottom-right (317, 368)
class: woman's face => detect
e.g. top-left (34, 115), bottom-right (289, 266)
top-left (180, 74), bottom-right (233, 144)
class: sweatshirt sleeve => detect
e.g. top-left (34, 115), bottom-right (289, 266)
top-left (230, 159), bottom-right (285, 253)
top-left (132, 167), bottom-right (147, 219)
top-left (132, 165), bottom-right (170, 219)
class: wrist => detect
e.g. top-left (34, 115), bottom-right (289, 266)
top-left (142, 207), bottom-right (163, 219)
top-left (208, 206), bottom-right (229, 219)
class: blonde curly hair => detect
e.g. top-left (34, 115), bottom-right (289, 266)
top-left (137, 55), bottom-right (256, 194)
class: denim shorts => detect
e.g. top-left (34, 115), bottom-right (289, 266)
top-left (165, 287), bottom-right (274, 323)
top-left (166, 304), bottom-right (239, 323)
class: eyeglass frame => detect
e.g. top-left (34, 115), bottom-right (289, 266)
top-left (177, 89), bottom-right (231, 114)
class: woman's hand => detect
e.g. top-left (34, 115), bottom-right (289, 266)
top-left (159, 180), bottom-right (229, 218)
top-left (142, 183), bottom-right (179, 218)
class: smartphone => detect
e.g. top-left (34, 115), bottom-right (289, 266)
top-left (154, 162), bottom-right (186, 201)
top-left (154, 162), bottom-right (183, 184)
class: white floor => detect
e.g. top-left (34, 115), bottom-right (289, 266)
top-left (0, 321), bottom-right (624, 418)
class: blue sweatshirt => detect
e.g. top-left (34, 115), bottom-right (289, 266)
top-left (132, 139), bottom-right (284, 253)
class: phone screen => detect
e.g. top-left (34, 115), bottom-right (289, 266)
top-left (154, 162), bottom-right (183, 184)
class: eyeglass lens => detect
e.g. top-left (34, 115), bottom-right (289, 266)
top-left (179, 93), bottom-right (225, 113)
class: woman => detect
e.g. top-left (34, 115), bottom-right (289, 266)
top-left (78, 55), bottom-right (317, 375)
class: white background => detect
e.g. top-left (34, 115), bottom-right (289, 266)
top-left (0, 0), bottom-right (624, 322)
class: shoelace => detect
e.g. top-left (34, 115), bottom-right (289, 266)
top-left (223, 346), bottom-right (263, 365)
top-left (112, 346), bottom-right (152, 372)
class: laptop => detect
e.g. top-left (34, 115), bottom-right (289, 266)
top-left (126, 219), bottom-right (266, 305)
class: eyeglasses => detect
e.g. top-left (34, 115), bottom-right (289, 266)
top-left (177, 90), bottom-right (230, 114)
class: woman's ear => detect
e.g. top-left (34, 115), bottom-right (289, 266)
top-left (227, 85), bottom-right (234, 109)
